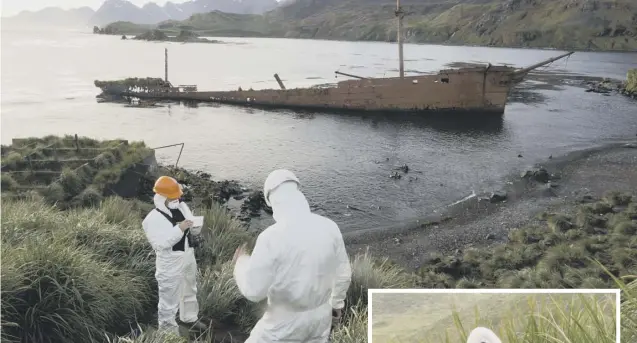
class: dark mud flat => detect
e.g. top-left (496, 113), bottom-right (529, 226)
top-left (345, 140), bottom-right (637, 270)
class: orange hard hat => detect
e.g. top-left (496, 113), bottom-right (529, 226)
top-left (153, 176), bottom-right (183, 199)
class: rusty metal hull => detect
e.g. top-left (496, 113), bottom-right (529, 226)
top-left (120, 67), bottom-right (516, 115)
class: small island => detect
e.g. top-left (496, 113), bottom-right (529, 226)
top-left (93, 24), bottom-right (221, 44)
top-left (93, 25), bottom-right (117, 35)
top-left (133, 29), bottom-right (221, 44)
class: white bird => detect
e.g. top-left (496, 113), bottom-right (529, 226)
top-left (466, 327), bottom-right (503, 343)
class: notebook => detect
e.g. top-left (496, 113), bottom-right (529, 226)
top-left (191, 216), bottom-right (204, 228)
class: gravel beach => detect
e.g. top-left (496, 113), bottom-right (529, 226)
top-left (345, 140), bottom-right (637, 270)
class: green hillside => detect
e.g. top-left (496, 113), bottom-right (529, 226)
top-left (102, 0), bottom-right (637, 51)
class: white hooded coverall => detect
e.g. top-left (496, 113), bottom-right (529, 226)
top-left (234, 170), bottom-right (352, 343)
top-left (142, 194), bottom-right (199, 334)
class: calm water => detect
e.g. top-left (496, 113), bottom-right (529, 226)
top-left (2, 27), bottom-right (637, 232)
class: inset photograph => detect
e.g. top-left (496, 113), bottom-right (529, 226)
top-left (370, 290), bottom-right (619, 343)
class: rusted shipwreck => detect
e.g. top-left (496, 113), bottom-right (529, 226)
top-left (95, 1), bottom-right (574, 115)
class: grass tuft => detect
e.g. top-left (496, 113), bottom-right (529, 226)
top-left (348, 251), bottom-right (418, 307)
top-left (196, 203), bottom-right (255, 265)
top-left (332, 303), bottom-right (368, 343)
top-left (1, 173), bottom-right (19, 190)
top-left (1, 237), bottom-right (149, 343)
top-left (197, 262), bottom-right (263, 333)
top-left (602, 191), bottom-right (632, 207)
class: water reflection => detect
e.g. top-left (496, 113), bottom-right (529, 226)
top-left (182, 100), bottom-right (200, 108)
top-left (357, 112), bottom-right (505, 136)
top-left (253, 106), bottom-right (507, 136)
top-left (508, 87), bottom-right (550, 106)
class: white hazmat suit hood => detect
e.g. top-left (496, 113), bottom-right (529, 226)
top-left (142, 193), bottom-right (199, 334)
top-left (234, 170), bottom-right (352, 343)
top-left (269, 182), bottom-right (310, 223)
top-left (466, 327), bottom-right (502, 343)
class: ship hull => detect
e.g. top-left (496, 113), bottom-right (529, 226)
top-left (115, 67), bottom-right (516, 115)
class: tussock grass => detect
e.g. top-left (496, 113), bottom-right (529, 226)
top-left (602, 191), bottom-right (633, 207)
top-left (1, 199), bottom-right (66, 244)
top-left (2, 151), bottom-right (25, 168)
top-left (348, 251), bottom-right (418, 307)
top-left (107, 331), bottom-right (186, 343)
top-left (622, 277), bottom-right (637, 341)
top-left (105, 329), bottom-right (187, 343)
top-left (1, 237), bottom-right (149, 343)
top-left (74, 186), bottom-right (104, 207)
top-left (417, 193), bottom-right (637, 289)
top-left (0, 197), bottom-right (380, 343)
top-left (2, 190), bottom-right (635, 343)
top-left (196, 203), bottom-right (255, 265)
top-left (197, 262), bottom-right (262, 332)
top-left (1, 173), bottom-right (19, 190)
top-left (454, 295), bottom-right (614, 343)
top-left (2, 136), bottom-right (154, 208)
top-left (332, 302), bottom-right (368, 343)
top-left (99, 196), bottom-right (153, 226)
top-left (402, 193), bottom-right (636, 341)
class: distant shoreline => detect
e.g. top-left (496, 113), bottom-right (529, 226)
top-left (3, 23), bottom-right (636, 53)
top-left (103, 29), bottom-right (637, 54)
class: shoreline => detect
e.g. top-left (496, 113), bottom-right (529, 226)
top-left (344, 138), bottom-right (637, 269)
top-left (115, 136), bottom-right (637, 236)
top-left (92, 26), bottom-right (637, 53)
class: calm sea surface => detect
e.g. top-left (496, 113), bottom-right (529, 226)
top-left (2, 26), bottom-right (636, 232)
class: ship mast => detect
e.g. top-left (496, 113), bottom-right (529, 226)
top-left (164, 48), bottom-right (169, 82)
top-left (395, 0), bottom-right (405, 79)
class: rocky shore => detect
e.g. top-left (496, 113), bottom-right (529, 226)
top-left (345, 140), bottom-right (637, 270)
top-left (169, 139), bottom-right (637, 272)
top-left (140, 165), bottom-right (270, 224)
top-left (585, 69), bottom-right (637, 99)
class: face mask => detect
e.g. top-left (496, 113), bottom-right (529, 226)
top-left (167, 200), bottom-right (180, 209)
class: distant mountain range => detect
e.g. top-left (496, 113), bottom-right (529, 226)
top-left (5, 0), bottom-right (635, 52)
top-left (104, 0), bottom-right (637, 52)
top-left (2, 6), bottom-right (96, 28)
top-left (2, 0), bottom-right (280, 27)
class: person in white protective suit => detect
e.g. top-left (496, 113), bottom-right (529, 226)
top-left (141, 176), bottom-right (207, 334)
top-left (233, 169), bottom-right (352, 343)
top-left (466, 327), bottom-right (502, 343)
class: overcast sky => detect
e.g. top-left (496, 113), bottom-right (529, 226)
top-left (2, 0), bottom-right (188, 17)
